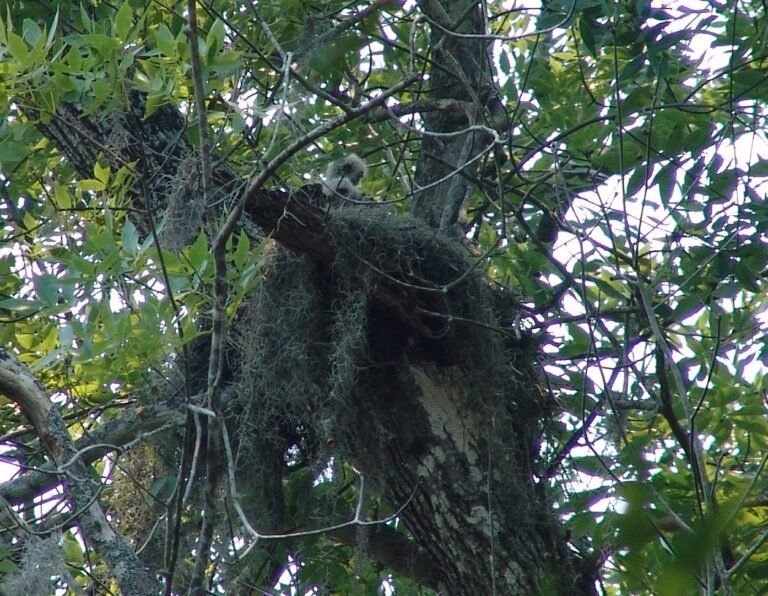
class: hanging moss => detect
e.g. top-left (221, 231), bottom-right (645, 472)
top-left (230, 201), bottom-right (547, 474)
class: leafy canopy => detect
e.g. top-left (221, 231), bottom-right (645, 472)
top-left (1, 0), bottom-right (768, 593)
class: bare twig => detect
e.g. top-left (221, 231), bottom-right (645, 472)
top-left (185, 1), bottom-right (221, 592)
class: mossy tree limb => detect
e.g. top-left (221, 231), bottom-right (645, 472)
top-left (244, 187), bottom-right (595, 594)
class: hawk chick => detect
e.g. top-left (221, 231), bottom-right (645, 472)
top-left (322, 153), bottom-right (367, 203)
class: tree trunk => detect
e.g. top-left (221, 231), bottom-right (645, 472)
top-left (246, 189), bottom-right (595, 594)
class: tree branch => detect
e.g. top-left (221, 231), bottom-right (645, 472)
top-left (0, 403), bottom-right (185, 504)
top-left (0, 349), bottom-right (161, 595)
top-left (246, 188), bottom-right (467, 338)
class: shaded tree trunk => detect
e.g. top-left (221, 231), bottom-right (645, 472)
top-left (245, 187), bottom-right (595, 594)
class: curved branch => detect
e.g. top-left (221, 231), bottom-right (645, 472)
top-left (0, 403), bottom-right (185, 505)
top-left (0, 349), bottom-right (161, 595)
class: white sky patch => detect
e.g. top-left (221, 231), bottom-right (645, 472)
top-left (534, 2), bottom-right (768, 526)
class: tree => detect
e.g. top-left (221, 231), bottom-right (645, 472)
top-left (1, 0), bottom-right (768, 594)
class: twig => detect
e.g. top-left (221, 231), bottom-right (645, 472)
top-left (185, 1), bottom-right (220, 592)
top-left (218, 420), bottom-right (419, 561)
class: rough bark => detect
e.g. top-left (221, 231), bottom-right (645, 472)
top-left (246, 187), bottom-right (596, 595)
top-left (0, 402), bottom-right (184, 505)
top-left (10, 91), bottom-right (597, 592)
top-left (412, 0), bottom-right (500, 232)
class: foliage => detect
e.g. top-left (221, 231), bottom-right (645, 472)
top-left (1, 0), bottom-right (768, 593)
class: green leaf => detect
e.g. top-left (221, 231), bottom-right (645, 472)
top-left (233, 232), bottom-right (250, 270)
top-left (579, 14), bottom-right (597, 57)
top-left (625, 166), bottom-right (648, 197)
top-left (649, 30), bottom-right (689, 53)
top-left (653, 162), bottom-right (677, 207)
top-left (309, 36), bottom-right (364, 76)
top-left (34, 274), bottom-right (59, 306)
top-left (622, 86), bottom-right (652, 113)
top-left (122, 220), bottom-right (138, 257)
top-left (46, 9), bottom-right (59, 48)
top-left (21, 18), bottom-right (42, 46)
top-left (559, 325), bottom-right (591, 357)
top-left (6, 31), bottom-right (28, 63)
top-left (186, 230), bottom-right (209, 272)
top-left (206, 19), bottom-right (225, 58)
top-left (59, 324), bottom-right (74, 348)
top-left (0, 541), bottom-right (17, 573)
top-left (619, 55), bottom-right (645, 82)
top-left (0, 298), bottom-right (40, 313)
top-left (155, 24), bottom-right (176, 58)
top-left (77, 178), bottom-right (106, 192)
top-left (0, 140), bottom-right (26, 164)
top-left (146, 474), bottom-right (177, 506)
top-left (114, 2), bottom-right (132, 40)
top-left (94, 160), bottom-right (110, 186)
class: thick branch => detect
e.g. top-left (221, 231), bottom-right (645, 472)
top-left (0, 403), bottom-right (184, 505)
top-left (247, 190), bottom-right (337, 263)
top-left (247, 189), bottom-right (457, 337)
